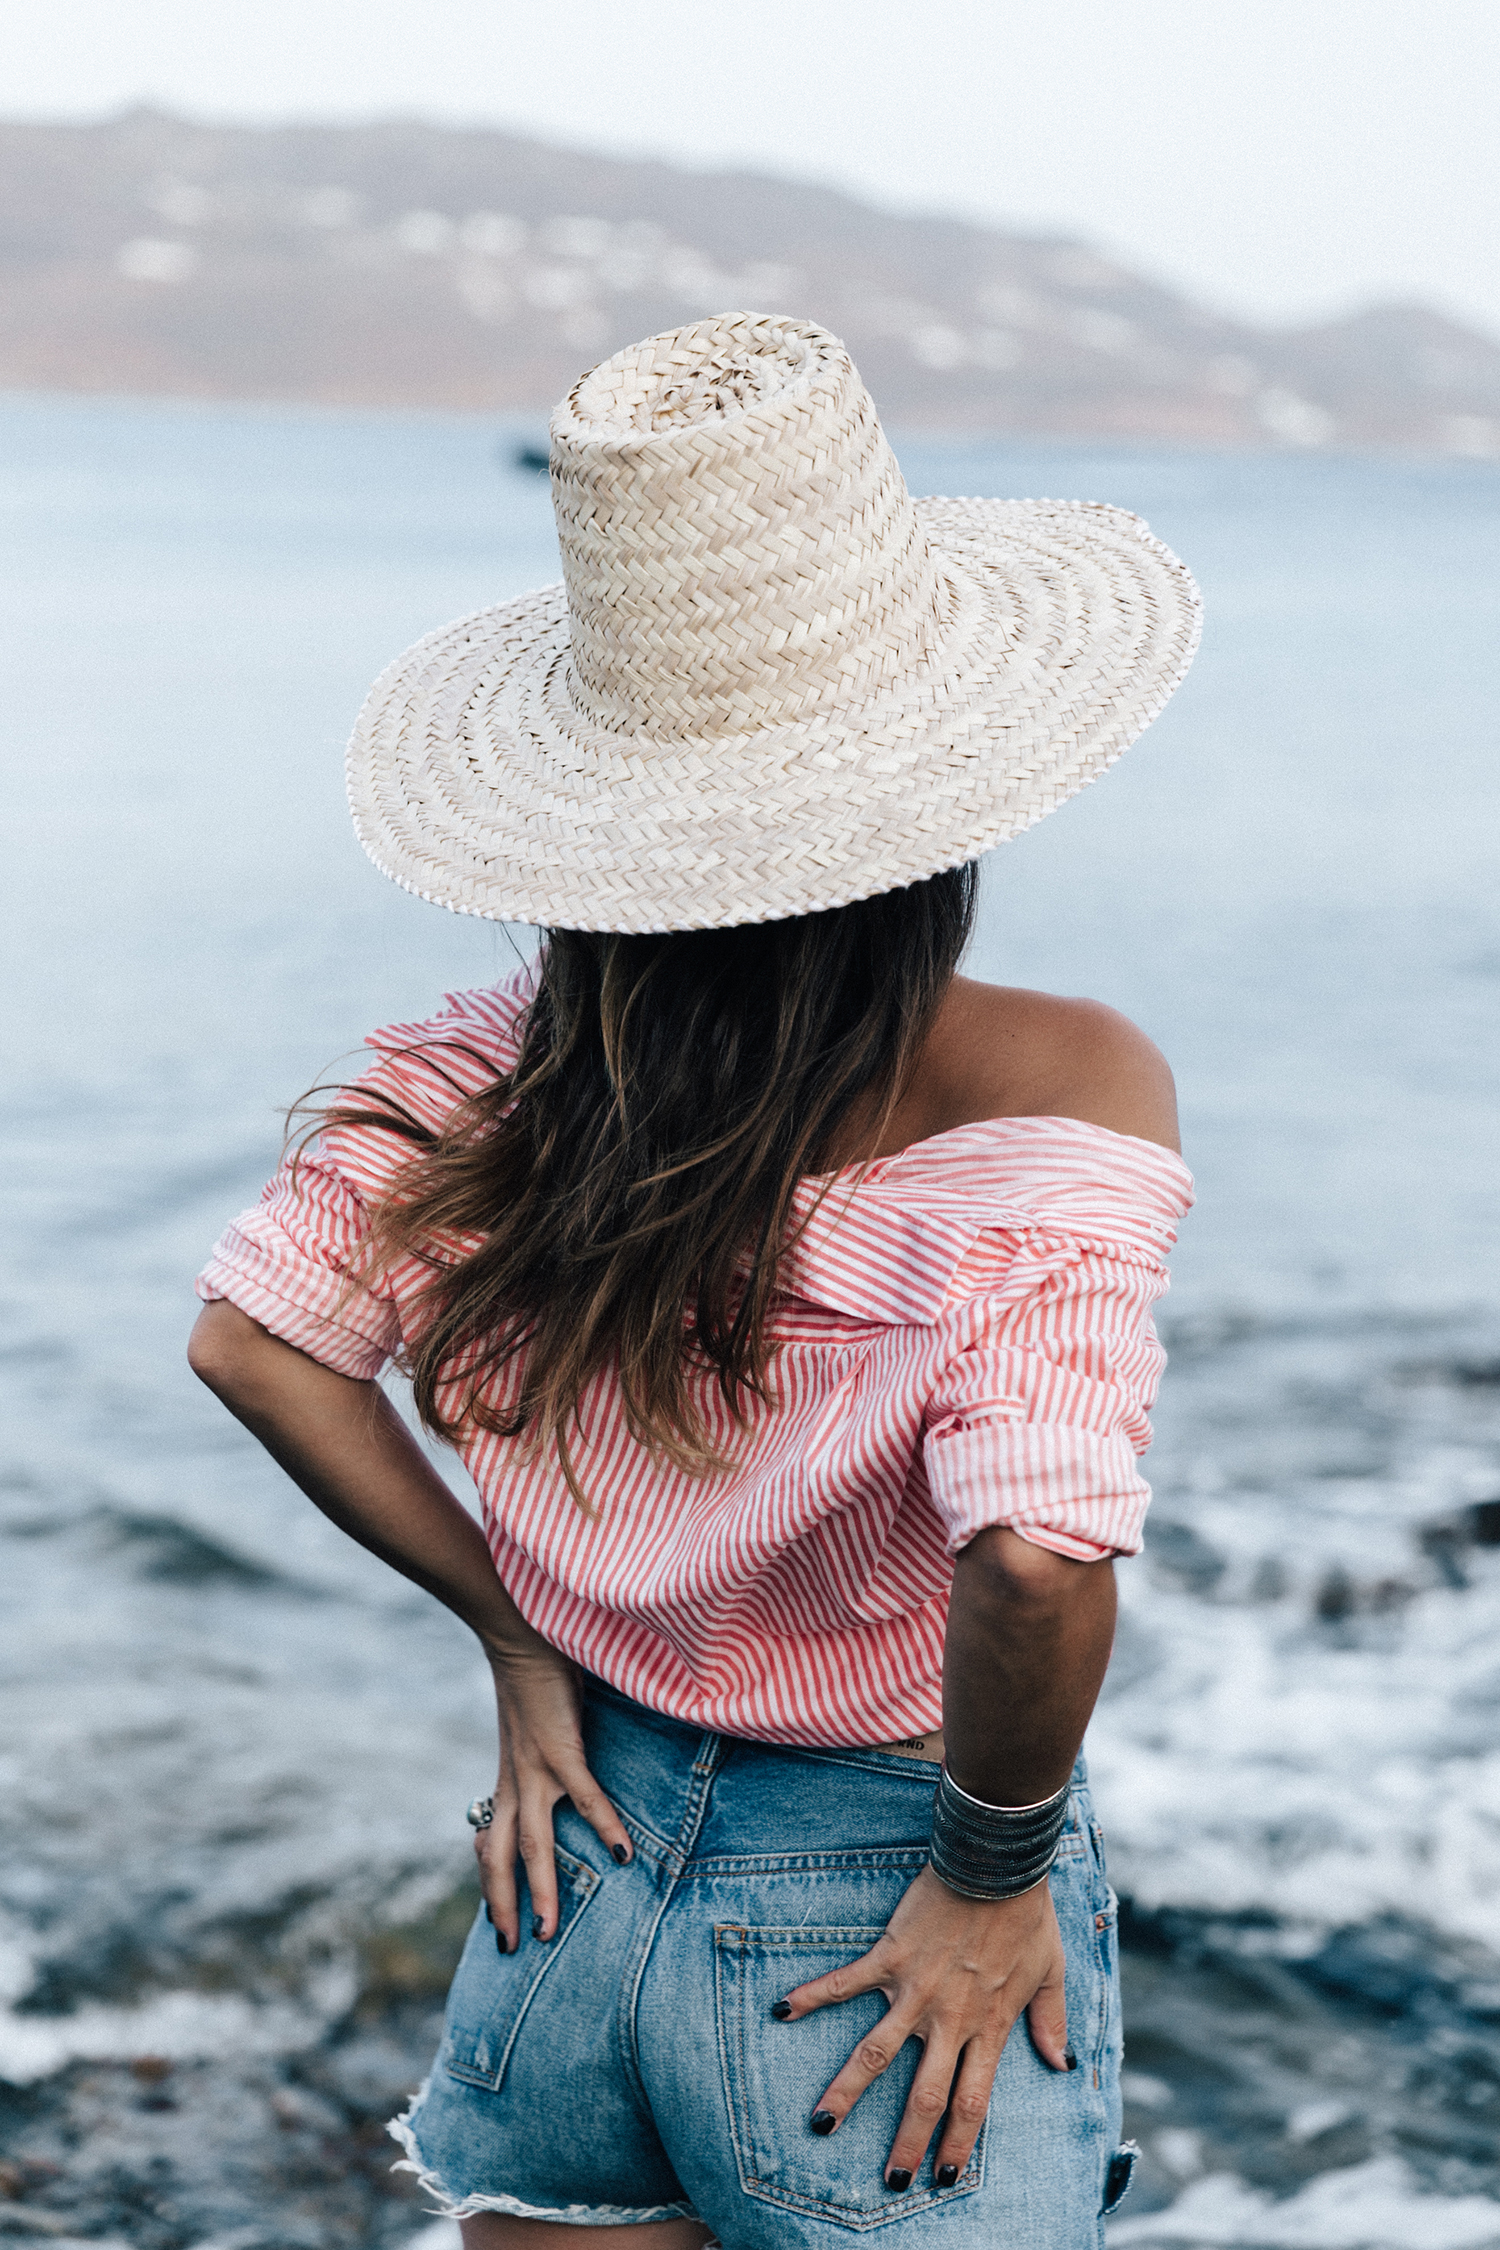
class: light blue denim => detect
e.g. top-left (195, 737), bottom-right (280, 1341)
top-left (391, 1679), bottom-right (1136, 2242)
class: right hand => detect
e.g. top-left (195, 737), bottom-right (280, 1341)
top-left (473, 1637), bottom-right (633, 1951)
top-left (775, 1865), bottom-right (1072, 2184)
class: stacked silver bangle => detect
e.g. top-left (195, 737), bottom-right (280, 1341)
top-left (928, 1767), bottom-right (1071, 1900)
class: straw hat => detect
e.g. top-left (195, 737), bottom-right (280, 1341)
top-left (347, 313), bottom-right (1201, 932)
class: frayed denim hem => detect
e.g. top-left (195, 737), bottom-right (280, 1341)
top-left (387, 2086), bottom-right (700, 2226)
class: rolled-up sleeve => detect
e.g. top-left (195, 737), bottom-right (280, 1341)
top-left (922, 1242), bottom-right (1169, 1561)
top-left (194, 971), bottom-right (537, 1380)
top-left (196, 1153), bottom-right (400, 1380)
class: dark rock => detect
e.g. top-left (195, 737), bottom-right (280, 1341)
top-left (1315, 1567), bottom-right (1357, 1621)
top-left (1420, 1522), bottom-right (1471, 1590)
top-left (1148, 1519), bottom-right (1227, 1595)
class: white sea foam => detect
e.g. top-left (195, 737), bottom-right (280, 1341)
top-left (0, 1989), bottom-right (329, 2088)
top-left (1090, 1362), bottom-right (1500, 1945)
top-left (1109, 2156), bottom-right (1500, 2246)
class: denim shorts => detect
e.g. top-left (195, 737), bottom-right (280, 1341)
top-left (391, 1679), bottom-right (1136, 2243)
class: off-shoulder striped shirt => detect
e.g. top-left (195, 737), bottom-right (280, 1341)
top-left (197, 969), bottom-right (1193, 1748)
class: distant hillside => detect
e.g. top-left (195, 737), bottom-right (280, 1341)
top-left (3, 108), bottom-right (1498, 452)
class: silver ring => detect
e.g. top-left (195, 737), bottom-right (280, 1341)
top-left (466, 1796), bottom-right (494, 1831)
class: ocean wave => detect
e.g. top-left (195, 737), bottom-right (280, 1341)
top-left (1095, 1560), bottom-right (1500, 1943)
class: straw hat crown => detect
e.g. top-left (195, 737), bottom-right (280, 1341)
top-left (551, 318), bottom-right (949, 743)
top-left (346, 312), bottom-right (1202, 932)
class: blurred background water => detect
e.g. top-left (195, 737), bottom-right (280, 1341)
top-left (2, 392), bottom-right (1499, 2246)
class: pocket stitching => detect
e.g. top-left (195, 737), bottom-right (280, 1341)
top-left (714, 1924), bottom-right (984, 2228)
top-left (687, 1849), bottom-right (930, 1879)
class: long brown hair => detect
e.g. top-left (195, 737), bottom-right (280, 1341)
top-left (326, 867), bottom-right (976, 1500)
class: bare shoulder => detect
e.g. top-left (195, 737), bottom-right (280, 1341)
top-left (929, 977), bottom-right (1181, 1154)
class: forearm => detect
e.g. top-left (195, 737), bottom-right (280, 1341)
top-left (191, 1301), bottom-right (637, 1942)
top-left (941, 1526), bottom-right (1117, 1806)
top-left (187, 1299), bottom-right (543, 1660)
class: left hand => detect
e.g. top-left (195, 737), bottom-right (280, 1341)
top-left (773, 1865), bottom-right (1071, 2187)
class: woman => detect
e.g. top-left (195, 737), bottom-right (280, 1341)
top-left (189, 315), bottom-right (1198, 2247)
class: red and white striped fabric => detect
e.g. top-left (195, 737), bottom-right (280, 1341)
top-left (197, 970), bottom-right (1193, 1748)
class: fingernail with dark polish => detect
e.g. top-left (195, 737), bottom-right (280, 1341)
top-left (612, 1843), bottom-right (630, 1865)
top-left (886, 2168), bottom-right (912, 2193)
top-left (532, 1916), bottom-right (546, 1942)
top-left (936, 2164), bottom-right (959, 2188)
top-left (482, 1900), bottom-right (491, 1921)
top-left (770, 2000), bottom-right (793, 2020)
top-left (495, 1932), bottom-right (508, 1955)
top-left (810, 2110), bottom-right (836, 2136)
top-left (1064, 2046), bottom-right (1078, 2071)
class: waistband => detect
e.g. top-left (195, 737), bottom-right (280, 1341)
top-left (867, 1728), bottom-right (945, 1764)
top-left (582, 1674), bottom-right (945, 1764)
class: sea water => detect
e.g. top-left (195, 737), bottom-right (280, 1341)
top-left (1, 393), bottom-right (1497, 2248)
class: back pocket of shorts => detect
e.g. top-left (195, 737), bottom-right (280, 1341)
top-left (443, 1845), bottom-right (601, 2093)
top-left (715, 1925), bottom-right (982, 2229)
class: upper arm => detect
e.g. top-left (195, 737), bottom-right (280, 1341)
top-left (187, 1297), bottom-right (298, 1407)
top-left (188, 1297), bottom-right (312, 1388)
top-left (187, 1297), bottom-right (266, 1382)
top-left (959, 1523), bottom-right (1113, 1592)
top-left (188, 1298), bottom-right (376, 1420)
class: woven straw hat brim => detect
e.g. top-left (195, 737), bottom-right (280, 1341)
top-left (346, 495), bottom-right (1201, 934)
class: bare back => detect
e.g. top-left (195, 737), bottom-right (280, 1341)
top-left (825, 976), bottom-right (1181, 1171)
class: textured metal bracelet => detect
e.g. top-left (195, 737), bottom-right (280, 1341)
top-left (927, 1767), bottom-right (1071, 1901)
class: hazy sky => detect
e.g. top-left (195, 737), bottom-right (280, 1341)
top-left (11, 0), bottom-right (1500, 336)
